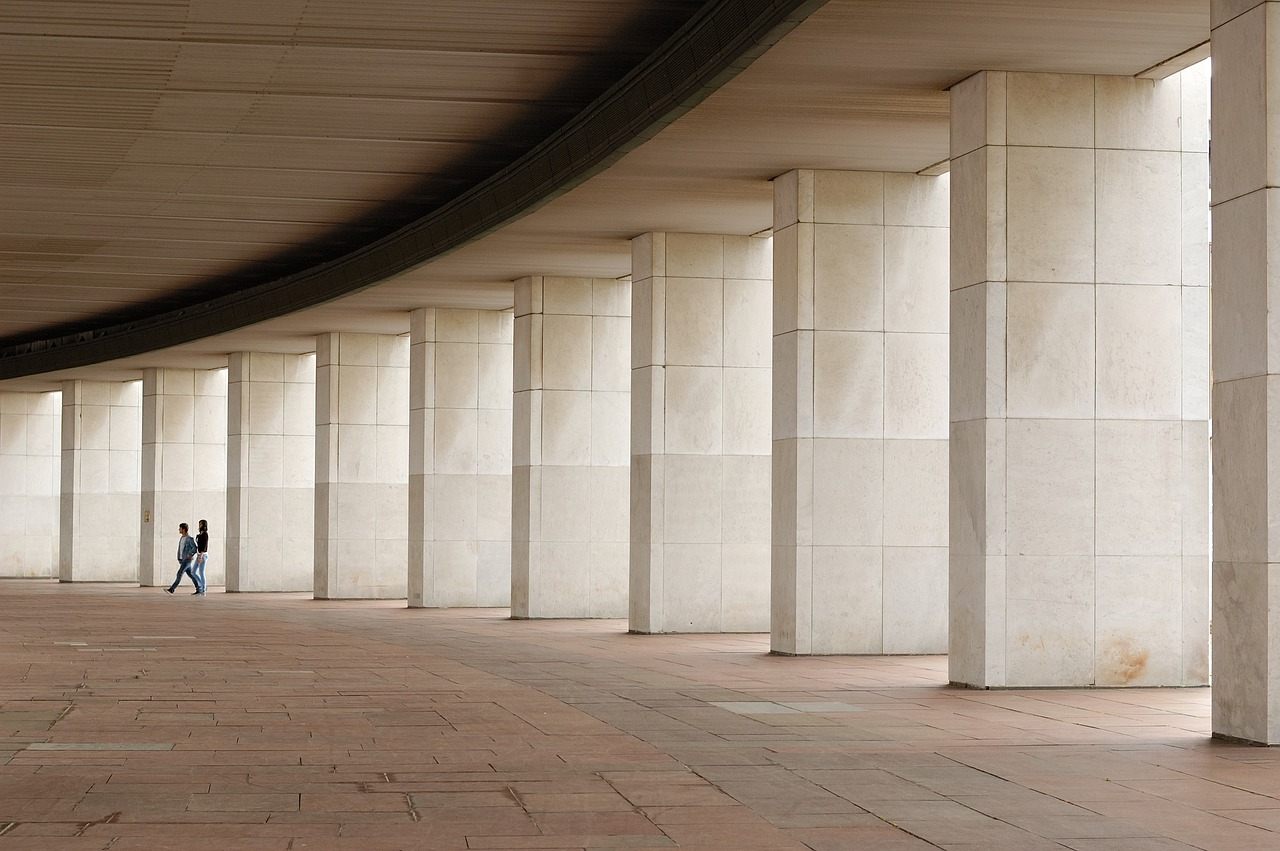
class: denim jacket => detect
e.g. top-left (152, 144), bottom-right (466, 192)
top-left (177, 534), bottom-right (197, 562)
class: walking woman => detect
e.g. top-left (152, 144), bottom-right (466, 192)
top-left (193, 519), bottom-right (210, 595)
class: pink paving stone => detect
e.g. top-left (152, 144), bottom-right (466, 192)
top-left (1, 579), bottom-right (1278, 850)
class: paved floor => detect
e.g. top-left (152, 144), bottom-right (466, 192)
top-left (0, 580), bottom-right (1273, 850)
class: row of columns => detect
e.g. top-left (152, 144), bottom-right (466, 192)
top-left (10, 54), bottom-right (1280, 742)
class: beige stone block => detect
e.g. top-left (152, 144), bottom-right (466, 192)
top-left (434, 342), bottom-right (479, 408)
top-left (949, 418), bottom-right (1005, 559)
top-left (950, 71), bottom-right (1005, 159)
top-left (722, 367), bottom-right (770, 455)
top-left (1006, 419), bottom-right (1094, 556)
top-left (1004, 556), bottom-right (1095, 686)
top-left (1182, 286), bottom-right (1210, 420)
top-left (882, 546), bottom-right (948, 654)
top-left (1211, 559), bottom-right (1272, 743)
top-left (723, 278), bottom-right (771, 369)
top-left (1096, 150), bottom-right (1182, 285)
top-left (719, 542), bottom-right (770, 632)
top-left (1209, 5), bottom-right (1268, 204)
top-left (540, 464), bottom-right (593, 543)
top-left (541, 390), bottom-right (591, 466)
top-left (1006, 72), bottom-right (1094, 148)
top-left (949, 147), bottom-right (1006, 291)
top-left (721, 454), bottom-right (770, 546)
top-left (593, 277), bottom-right (630, 318)
top-left (884, 333), bottom-right (948, 440)
top-left (771, 222), bottom-right (814, 335)
top-left (589, 315), bottom-right (630, 393)
top-left (772, 169), bottom-right (810, 230)
top-left (1006, 146), bottom-right (1095, 284)
top-left (1211, 375), bottom-right (1270, 564)
top-left (885, 226), bottom-right (949, 334)
top-left (541, 277), bottom-right (593, 315)
top-left (1095, 75), bottom-right (1181, 152)
top-left (813, 438), bottom-right (882, 548)
top-left (813, 170), bottom-right (884, 225)
top-left (1182, 420), bottom-right (1211, 556)
top-left (772, 331), bottom-right (812, 442)
top-left (812, 331), bottom-right (883, 439)
top-left (949, 282), bottom-right (1006, 423)
top-left (885, 172), bottom-right (949, 228)
top-left (583, 391), bottom-right (625, 469)
top-left (542, 314), bottom-right (593, 390)
top-left (884, 438), bottom-right (947, 548)
top-left (1182, 151), bottom-right (1210, 288)
top-left (1209, 190), bottom-right (1268, 383)
top-left (1095, 556), bottom-right (1183, 685)
top-left (725, 234), bottom-right (772, 281)
top-left (663, 455), bottom-right (722, 545)
top-left (1006, 282), bottom-right (1095, 419)
top-left (1096, 420), bottom-right (1181, 556)
top-left (813, 224), bottom-right (883, 332)
top-left (1096, 284), bottom-right (1182, 418)
top-left (666, 233), bottom-right (723, 278)
top-left (664, 367), bottom-right (722, 455)
top-left (810, 546), bottom-right (883, 653)
top-left (664, 277), bottom-right (724, 367)
top-left (661, 542), bottom-right (723, 632)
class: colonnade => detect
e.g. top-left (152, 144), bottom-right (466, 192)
top-left (8, 51), bottom-right (1280, 743)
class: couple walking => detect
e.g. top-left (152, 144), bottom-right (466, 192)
top-left (166, 520), bottom-right (210, 595)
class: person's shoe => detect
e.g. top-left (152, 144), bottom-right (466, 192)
top-left (165, 588), bottom-right (174, 594)
top-left (191, 590), bottom-right (200, 595)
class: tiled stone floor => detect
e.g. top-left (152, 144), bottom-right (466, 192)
top-left (0, 580), bottom-right (1274, 850)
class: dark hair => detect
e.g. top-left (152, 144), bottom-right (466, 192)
top-left (179, 523), bottom-right (188, 532)
top-left (198, 519), bottom-right (207, 532)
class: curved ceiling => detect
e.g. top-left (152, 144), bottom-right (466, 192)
top-left (0, 0), bottom-right (1209, 387)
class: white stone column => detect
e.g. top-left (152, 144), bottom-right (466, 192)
top-left (409, 309), bottom-right (513, 608)
top-left (511, 277), bottom-right (631, 618)
top-left (630, 233), bottom-right (772, 633)
top-left (1211, 1), bottom-right (1280, 743)
top-left (139, 369), bottom-right (227, 587)
top-left (772, 170), bottom-right (949, 655)
top-left (315, 332), bottom-right (409, 599)
top-left (949, 68), bottom-right (1210, 687)
top-left (226, 353), bottom-right (315, 592)
top-left (0, 391), bottom-right (61, 578)
top-left (60, 380), bottom-right (141, 582)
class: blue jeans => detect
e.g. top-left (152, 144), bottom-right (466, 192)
top-left (193, 553), bottom-right (208, 593)
top-left (168, 558), bottom-right (197, 592)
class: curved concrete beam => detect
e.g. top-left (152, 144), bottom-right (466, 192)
top-left (0, 0), bottom-right (827, 379)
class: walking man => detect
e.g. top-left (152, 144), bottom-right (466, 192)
top-left (165, 523), bottom-right (199, 595)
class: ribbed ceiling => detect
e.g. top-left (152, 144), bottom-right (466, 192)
top-left (0, 0), bottom-right (705, 341)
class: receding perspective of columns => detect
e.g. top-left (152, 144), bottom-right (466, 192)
top-left (630, 233), bottom-right (772, 633)
top-left (315, 332), bottom-right (409, 599)
top-left (60, 380), bottom-right (142, 582)
top-left (949, 68), bottom-right (1210, 687)
top-left (1210, 1), bottom-right (1280, 744)
top-left (772, 170), bottom-right (949, 655)
top-left (139, 368), bottom-right (227, 587)
top-left (225, 353), bottom-right (315, 592)
top-left (0, 391), bottom-right (61, 577)
top-left (511, 276), bottom-right (631, 618)
top-left (409, 309), bottom-right (513, 608)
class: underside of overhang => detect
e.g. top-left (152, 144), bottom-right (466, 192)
top-left (0, 0), bottom-right (1210, 388)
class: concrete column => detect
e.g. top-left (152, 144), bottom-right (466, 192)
top-left (511, 277), bottom-right (631, 618)
top-left (60, 380), bottom-right (141, 582)
top-left (226, 353), bottom-right (315, 592)
top-left (630, 233), bottom-right (772, 633)
top-left (315, 332), bottom-right (409, 599)
top-left (0, 391), bottom-right (61, 578)
top-left (771, 170), bottom-right (949, 655)
top-left (949, 68), bottom-right (1210, 687)
top-left (1210, 1), bottom-right (1280, 743)
top-left (409, 309), bottom-right (513, 608)
top-left (139, 368), bottom-right (227, 587)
